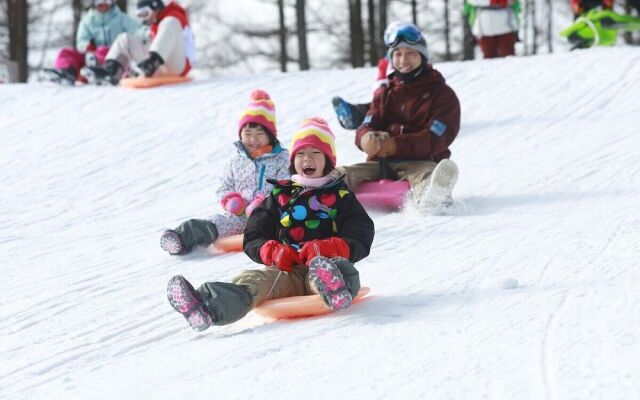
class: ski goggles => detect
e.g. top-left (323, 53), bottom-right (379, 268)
top-left (384, 23), bottom-right (423, 47)
top-left (136, 5), bottom-right (153, 20)
top-left (94, 0), bottom-right (113, 6)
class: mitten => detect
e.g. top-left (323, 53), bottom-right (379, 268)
top-left (360, 131), bottom-right (382, 156)
top-left (245, 193), bottom-right (267, 217)
top-left (377, 132), bottom-right (397, 158)
top-left (259, 240), bottom-right (302, 272)
top-left (299, 237), bottom-right (351, 265)
top-left (220, 192), bottom-right (248, 216)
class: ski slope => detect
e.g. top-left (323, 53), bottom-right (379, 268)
top-left (1, 47), bottom-right (639, 400)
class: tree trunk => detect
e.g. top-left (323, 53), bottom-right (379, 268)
top-left (444, 0), bottom-right (451, 60)
top-left (277, 0), bottom-right (287, 72)
top-left (367, 0), bottom-right (379, 65)
top-left (377, 0), bottom-right (388, 57)
top-left (72, 0), bottom-right (83, 49)
top-left (411, 0), bottom-right (418, 24)
top-left (531, 0), bottom-right (538, 54)
top-left (462, 11), bottom-right (475, 60)
top-left (296, 0), bottom-right (309, 70)
top-left (349, 0), bottom-right (365, 67)
top-left (8, 0), bottom-right (29, 82)
top-left (522, 0), bottom-right (529, 55)
top-left (546, 0), bottom-right (553, 53)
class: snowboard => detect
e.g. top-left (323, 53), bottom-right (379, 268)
top-left (254, 286), bottom-right (371, 320)
top-left (120, 75), bottom-right (192, 89)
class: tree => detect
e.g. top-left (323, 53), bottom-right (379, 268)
top-left (7, 0), bottom-right (29, 82)
top-left (367, 0), bottom-right (379, 65)
top-left (443, 0), bottom-right (452, 60)
top-left (72, 0), bottom-right (83, 49)
top-left (296, 0), bottom-right (309, 70)
top-left (378, 0), bottom-right (388, 57)
top-left (348, 0), bottom-right (365, 67)
top-left (277, 0), bottom-right (287, 71)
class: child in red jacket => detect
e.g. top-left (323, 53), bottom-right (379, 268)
top-left (167, 117), bottom-right (375, 331)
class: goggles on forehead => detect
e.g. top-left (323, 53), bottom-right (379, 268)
top-left (384, 23), bottom-right (423, 47)
top-left (136, 5), bottom-right (153, 20)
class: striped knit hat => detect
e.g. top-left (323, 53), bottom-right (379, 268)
top-left (289, 117), bottom-right (337, 168)
top-left (238, 89), bottom-right (277, 138)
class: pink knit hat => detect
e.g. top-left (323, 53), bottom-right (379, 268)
top-left (289, 117), bottom-right (337, 167)
top-left (237, 89), bottom-right (277, 138)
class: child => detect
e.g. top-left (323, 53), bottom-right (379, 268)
top-left (166, 117), bottom-right (375, 331)
top-left (160, 89), bottom-right (290, 255)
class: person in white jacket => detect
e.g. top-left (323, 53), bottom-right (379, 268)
top-left (463, 0), bottom-right (521, 58)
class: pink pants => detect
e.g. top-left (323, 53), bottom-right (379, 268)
top-left (54, 46), bottom-right (109, 71)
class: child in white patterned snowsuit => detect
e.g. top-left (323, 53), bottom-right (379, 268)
top-left (160, 90), bottom-right (290, 255)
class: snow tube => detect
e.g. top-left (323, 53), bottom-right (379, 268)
top-left (254, 286), bottom-right (371, 320)
top-left (355, 179), bottom-right (410, 211)
top-left (120, 75), bottom-right (192, 89)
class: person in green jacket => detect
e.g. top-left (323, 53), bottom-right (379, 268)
top-left (46, 0), bottom-right (144, 85)
top-left (561, 8), bottom-right (640, 49)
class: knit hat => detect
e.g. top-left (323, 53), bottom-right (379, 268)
top-left (289, 117), bottom-right (337, 168)
top-left (137, 0), bottom-right (164, 10)
top-left (238, 89), bottom-right (277, 139)
top-left (384, 22), bottom-right (429, 61)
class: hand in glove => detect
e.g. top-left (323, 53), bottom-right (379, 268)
top-left (259, 240), bottom-right (302, 272)
top-left (220, 192), bottom-right (248, 216)
top-left (377, 132), bottom-right (397, 158)
top-left (299, 237), bottom-right (350, 265)
top-left (245, 193), bottom-right (267, 217)
top-left (360, 131), bottom-right (382, 156)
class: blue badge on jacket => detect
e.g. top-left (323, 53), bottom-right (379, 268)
top-left (363, 115), bottom-right (373, 125)
top-left (430, 120), bottom-right (447, 136)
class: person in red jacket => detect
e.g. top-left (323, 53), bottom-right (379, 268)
top-left (571, 0), bottom-right (615, 18)
top-left (84, 0), bottom-right (195, 85)
top-left (336, 22), bottom-right (461, 212)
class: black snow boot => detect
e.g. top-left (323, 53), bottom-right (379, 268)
top-left (136, 52), bottom-right (164, 77)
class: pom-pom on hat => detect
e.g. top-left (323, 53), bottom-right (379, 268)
top-left (238, 89), bottom-right (277, 138)
top-left (289, 117), bottom-right (337, 168)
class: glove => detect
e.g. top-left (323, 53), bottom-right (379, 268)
top-left (245, 193), bottom-right (267, 217)
top-left (378, 132), bottom-right (397, 158)
top-left (299, 237), bottom-right (350, 265)
top-left (220, 192), bottom-right (247, 216)
top-left (360, 131), bottom-right (382, 156)
top-left (259, 240), bottom-right (302, 272)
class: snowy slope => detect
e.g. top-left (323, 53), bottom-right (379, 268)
top-left (1, 47), bottom-right (640, 400)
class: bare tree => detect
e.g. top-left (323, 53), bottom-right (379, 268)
top-left (7, 0), bottom-right (29, 82)
top-left (72, 0), bottom-right (83, 49)
top-left (531, 0), bottom-right (538, 54)
top-left (546, 0), bottom-right (553, 53)
top-left (443, 0), bottom-right (452, 60)
top-left (462, 9), bottom-right (475, 60)
top-left (411, 0), bottom-right (417, 24)
top-left (378, 0), bottom-right (388, 57)
top-left (296, 0), bottom-right (309, 70)
top-left (367, 0), bottom-right (379, 65)
top-left (278, 0), bottom-right (287, 71)
top-left (349, 0), bottom-right (365, 67)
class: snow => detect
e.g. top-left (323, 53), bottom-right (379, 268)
top-left (2, 47), bottom-right (640, 400)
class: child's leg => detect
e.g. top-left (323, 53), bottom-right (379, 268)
top-left (392, 160), bottom-right (438, 203)
top-left (210, 213), bottom-right (247, 238)
top-left (148, 17), bottom-right (186, 76)
top-left (231, 265), bottom-right (308, 306)
top-left (332, 258), bottom-right (361, 297)
top-left (53, 48), bottom-right (84, 72)
top-left (335, 161), bottom-right (382, 192)
top-left (106, 32), bottom-right (149, 68)
top-left (307, 256), bottom-right (353, 311)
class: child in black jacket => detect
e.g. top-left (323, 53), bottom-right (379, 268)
top-left (167, 117), bottom-right (375, 331)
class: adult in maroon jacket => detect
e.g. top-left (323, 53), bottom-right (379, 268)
top-left (337, 22), bottom-right (461, 211)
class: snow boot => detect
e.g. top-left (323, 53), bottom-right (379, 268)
top-left (160, 229), bottom-right (187, 255)
top-left (332, 96), bottom-right (357, 130)
top-left (418, 159), bottom-right (458, 212)
top-left (43, 67), bottom-right (76, 86)
top-left (136, 51), bottom-right (164, 77)
top-left (82, 59), bottom-right (124, 86)
top-left (309, 256), bottom-right (352, 311)
top-left (167, 275), bottom-right (213, 332)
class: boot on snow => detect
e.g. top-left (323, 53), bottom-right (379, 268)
top-left (309, 256), bottom-right (352, 311)
top-left (82, 59), bottom-right (124, 86)
top-left (167, 275), bottom-right (213, 332)
top-left (418, 159), bottom-right (458, 212)
top-left (160, 229), bottom-right (187, 255)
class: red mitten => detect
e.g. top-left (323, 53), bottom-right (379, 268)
top-left (220, 192), bottom-right (248, 216)
top-left (259, 240), bottom-right (302, 272)
top-left (245, 193), bottom-right (267, 217)
top-left (299, 237), bottom-right (351, 265)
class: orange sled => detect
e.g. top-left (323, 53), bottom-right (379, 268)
top-left (120, 75), bottom-right (192, 89)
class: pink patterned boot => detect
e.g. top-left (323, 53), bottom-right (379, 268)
top-left (167, 275), bottom-right (213, 331)
top-left (309, 256), bottom-right (353, 311)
